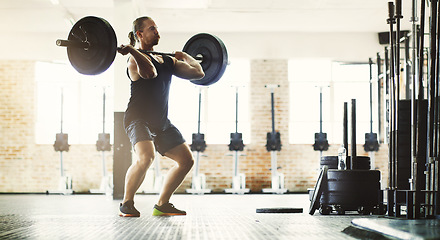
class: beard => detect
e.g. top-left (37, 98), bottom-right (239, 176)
top-left (152, 36), bottom-right (160, 46)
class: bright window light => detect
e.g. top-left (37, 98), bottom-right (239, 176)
top-left (289, 59), bottom-right (376, 144)
top-left (168, 59), bottom-right (251, 144)
top-left (35, 61), bottom-right (114, 144)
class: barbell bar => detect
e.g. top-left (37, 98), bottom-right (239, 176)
top-left (56, 39), bottom-right (204, 61)
top-left (56, 16), bottom-right (228, 86)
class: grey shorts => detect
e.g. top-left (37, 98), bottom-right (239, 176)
top-left (124, 119), bottom-right (186, 155)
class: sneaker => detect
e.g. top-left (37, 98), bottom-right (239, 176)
top-left (119, 200), bottom-right (140, 217)
top-left (152, 203), bottom-right (186, 216)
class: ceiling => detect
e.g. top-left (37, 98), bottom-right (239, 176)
top-left (1, 0), bottom-right (414, 35)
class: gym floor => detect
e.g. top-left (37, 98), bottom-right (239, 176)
top-left (0, 193), bottom-right (438, 240)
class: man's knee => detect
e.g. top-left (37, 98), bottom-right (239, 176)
top-left (180, 156), bottom-right (194, 171)
top-left (136, 151), bottom-right (155, 170)
top-left (134, 141), bottom-right (155, 170)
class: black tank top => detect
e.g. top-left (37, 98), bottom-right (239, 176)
top-left (124, 53), bottom-right (175, 130)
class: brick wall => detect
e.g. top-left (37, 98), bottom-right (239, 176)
top-left (0, 60), bottom-right (36, 192)
top-left (167, 59), bottom-right (390, 193)
top-left (0, 61), bottom-right (112, 193)
top-left (0, 59), bottom-right (390, 193)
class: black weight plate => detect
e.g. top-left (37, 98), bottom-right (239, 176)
top-left (256, 208), bottom-right (303, 213)
top-left (323, 192), bottom-right (379, 207)
top-left (322, 170), bottom-right (380, 207)
top-left (320, 156), bottom-right (338, 169)
top-left (309, 165), bottom-right (328, 215)
top-left (67, 16), bottom-right (117, 75)
top-left (347, 156), bottom-right (370, 170)
top-left (182, 33), bottom-right (228, 86)
top-left (327, 181), bottom-right (380, 192)
top-left (327, 170), bottom-right (380, 181)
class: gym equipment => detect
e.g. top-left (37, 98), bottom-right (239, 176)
top-left (310, 100), bottom-right (383, 215)
top-left (363, 58), bottom-right (379, 153)
top-left (309, 166), bottom-right (328, 215)
top-left (395, 100), bottom-right (428, 191)
top-left (313, 133), bottom-right (329, 151)
top-left (313, 86), bottom-right (329, 152)
top-left (266, 131), bottom-right (281, 151)
top-left (342, 102), bottom-right (349, 169)
top-left (229, 133), bottom-right (244, 151)
top-left (56, 16), bottom-right (228, 86)
top-left (256, 208), bottom-right (303, 213)
top-left (414, 0), bottom-right (426, 198)
top-left (53, 133), bottom-right (69, 152)
top-left (320, 156), bottom-right (338, 170)
top-left (186, 87), bottom-right (211, 194)
top-left (96, 133), bottom-right (111, 151)
top-left (265, 85), bottom-right (282, 152)
top-left (424, 0), bottom-right (440, 218)
top-left (350, 99), bottom-right (357, 169)
top-left (377, 53), bottom-right (383, 144)
top-left (190, 133), bottom-right (206, 152)
top-left (321, 103), bottom-right (369, 171)
top-left (346, 156), bottom-right (371, 170)
top-left (225, 86), bottom-right (250, 194)
top-left (320, 169), bottom-right (381, 215)
top-left (58, 16), bottom-right (116, 76)
top-left (48, 88), bottom-right (73, 195)
top-left (362, 58), bottom-right (380, 170)
top-left (183, 34), bottom-right (228, 86)
top-left (90, 88), bottom-right (113, 195)
top-left (370, 0), bottom-right (440, 220)
top-left (387, 0), bottom-right (399, 201)
top-left (262, 84), bottom-right (287, 194)
top-left (378, 0), bottom-right (438, 219)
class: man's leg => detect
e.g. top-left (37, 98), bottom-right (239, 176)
top-left (122, 140), bottom-right (155, 204)
top-left (157, 143), bottom-right (194, 206)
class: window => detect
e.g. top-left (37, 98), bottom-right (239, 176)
top-left (168, 59), bottom-right (251, 144)
top-left (331, 62), bottom-right (377, 144)
top-left (35, 61), bottom-right (114, 144)
top-left (289, 59), bottom-right (377, 144)
top-left (289, 59), bottom-right (332, 144)
top-left (35, 59), bottom-right (249, 145)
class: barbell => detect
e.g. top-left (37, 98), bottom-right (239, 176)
top-left (56, 16), bottom-right (228, 86)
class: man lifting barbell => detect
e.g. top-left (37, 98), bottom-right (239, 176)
top-left (117, 16), bottom-right (204, 217)
top-left (56, 15), bottom-right (228, 216)
top-left (56, 16), bottom-right (228, 85)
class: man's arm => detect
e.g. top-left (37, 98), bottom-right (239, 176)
top-left (118, 45), bottom-right (157, 81)
top-left (173, 51), bottom-right (205, 80)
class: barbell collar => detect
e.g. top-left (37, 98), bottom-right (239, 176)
top-left (56, 39), bottom-right (90, 49)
